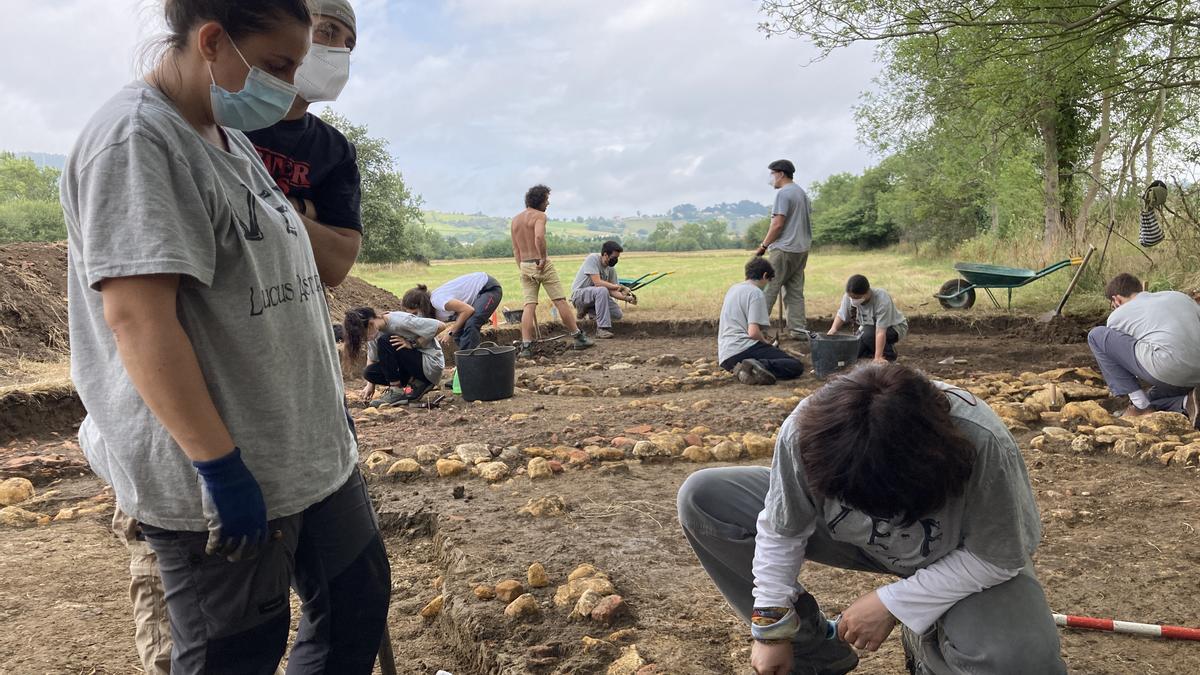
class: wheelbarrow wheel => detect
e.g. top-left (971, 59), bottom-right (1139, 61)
top-left (937, 279), bottom-right (975, 310)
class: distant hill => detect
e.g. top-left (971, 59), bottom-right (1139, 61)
top-left (15, 153), bottom-right (66, 170)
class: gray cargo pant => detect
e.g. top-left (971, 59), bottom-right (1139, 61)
top-left (572, 287), bottom-right (623, 329)
top-left (1088, 326), bottom-right (1189, 412)
top-left (763, 249), bottom-right (809, 335)
top-left (676, 467), bottom-right (1065, 675)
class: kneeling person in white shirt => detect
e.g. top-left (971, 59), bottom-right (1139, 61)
top-left (677, 363), bottom-right (1064, 675)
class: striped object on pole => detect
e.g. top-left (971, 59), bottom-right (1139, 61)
top-left (1054, 614), bottom-right (1200, 641)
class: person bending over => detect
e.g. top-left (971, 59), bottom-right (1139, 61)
top-left (1088, 272), bottom-right (1200, 424)
top-left (428, 272), bottom-right (503, 351)
top-left (570, 240), bottom-right (635, 339)
top-left (677, 364), bottom-right (1064, 675)
top-left (827, 274), bottom-right (908, 363)
top-left (344, 288), bottom-right (449, 407)
top-left (718, 257), bottom-right (804, 385)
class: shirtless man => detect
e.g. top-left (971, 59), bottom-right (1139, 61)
top-left (511, 184), bottom-right (594, 358)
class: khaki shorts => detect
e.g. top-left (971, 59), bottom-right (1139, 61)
top-left (519, 260), bottom-right (566, 305)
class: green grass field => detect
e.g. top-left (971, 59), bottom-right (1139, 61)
top-left (353, 248), bottom-right (1107, 321)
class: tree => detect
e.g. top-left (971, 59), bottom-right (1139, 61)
top-left (0, 153), bottom-right (65, 243)
top-left (319, 110), bottom-right (430, 263)
top-left (743, 217), bottom-right (769, 249)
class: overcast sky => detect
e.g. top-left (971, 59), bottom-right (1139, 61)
top-left (1, 0), bottom-right (880, 218)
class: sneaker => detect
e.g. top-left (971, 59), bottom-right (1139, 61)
top-left (789, 330), bottom-right (811, 343)
top-left (742, 358), bottom-right (777, 385)
top-left (370, 387), bottom-right (408, 408)
top-left (405, 380), bottom-right (433, 403)
top-left (733, 361), bottom-right (753, 384)
top-left (793, 639), bottom-right (859, 675)
top-left (1186, 386), bottom-right (1200, 429)
top-left (594, 328), bottom-right (614, 339)
top-left (518, 344), bottom-right (534, 359)
top-left (901, 625), bottom-right (927, 675)
top-left (572, 331), bottom-right (595, 350)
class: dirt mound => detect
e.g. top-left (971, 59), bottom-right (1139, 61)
top-left (325, 275), bottom-right (403, 324)
top-left (0, 242), bottom-right (69, 360)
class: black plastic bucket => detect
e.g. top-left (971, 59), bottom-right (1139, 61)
top-left (455, 341), bottom-right (517, 401)
top-left (809, 333), bottom-right (861, 378)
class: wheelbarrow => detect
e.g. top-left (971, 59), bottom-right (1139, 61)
top-left (618, 271), bottom-right (673, 293)
top-left (934, 253), bottom-right (1089, 310)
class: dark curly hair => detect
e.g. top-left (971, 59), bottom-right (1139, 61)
top-left (525, 184), bottom-right (551, 211)
top-left (795, 363), bottom-right (976, 526)
top-left (745, 257), bottom-right (775, 281)
top-left (402, 284), bottom-right (435, 318)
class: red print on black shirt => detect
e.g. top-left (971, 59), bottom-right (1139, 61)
top-left (255, 145), bottom-right (311, 196)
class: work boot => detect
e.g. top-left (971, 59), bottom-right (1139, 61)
top-left (518, 343), bottom-right (534, 359)
top-left (594, 328), bottom-right (614, 339)
top-left (572, 331), bottom-right (595, 350)
top-left (370, 387), bottom-right (408, 408)
top-left (792, 639), bottom-right (859, 675)
top-left (1186, 386), bottom-right (1200, 429)
top-left (742, 358), bottom-right (777, 385)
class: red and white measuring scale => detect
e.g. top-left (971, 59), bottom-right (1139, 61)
top-left (1054, 614), bottom-right (1200, 641)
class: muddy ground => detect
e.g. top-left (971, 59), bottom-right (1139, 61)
top-left (2, 319), bottom-right (1199, 674)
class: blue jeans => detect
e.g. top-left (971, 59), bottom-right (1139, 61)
top-left (1087, 326), bottom-right (1188, 412)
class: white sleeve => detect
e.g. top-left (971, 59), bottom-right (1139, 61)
top-left (751, 508), bottom-right (811, 608)
top-left (876, 548), bottom-right (1022, 634)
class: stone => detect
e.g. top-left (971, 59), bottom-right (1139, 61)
top-left (520, 496), bottom-right (568, 517)
top-left (710, 441), bottom-right (744, 462)
top-left (654, 354), bottom-right (683, 366)
top-left (650, 434), bottom-right (687, 454)
top-left (455, 443), bottom-right (494, 464)
top-left (567, 413), bottom-right (584, 423)
top-left (603, 387), bottom-right (622, 398)
top-left (1131, 412), bottom-right (1195, 437)
top-left (528, 562), bottom-right (550, 588)
top-left (1029, 384), bottom-right (1066, 410)
top-left (682, 446), bottom-right (712, 463)
top-left (569, 563), bottom-right (605, 581)
top-left (1112, 437), bottom-right (1145, 458)
top-left (608, 645), bottom-right (647, 675)
top-left (570, 589), bottom-right (604, 621)
top-left (598, 462), bottom-right (632, 476)
top-left (0, 478), bottom-right (35, 506)
top-left (555, 576), bottom-right (617, 607)
top-left (742, 434), bottom-right (774, 459)
top-left (549, 460), bottom-right (565, 473)
top-left (0, 506), bottom-right (40, 527)
top-left (1069, 436), bottom-right (1096, 454)
top-left (609, 363), bottom-right (635, 370)
top-left (588, 447), bottom-right (626, 461)
top-left (560, 385), bottom-right (597, 397)
top-left (436, 459), bottom-right (467, 477)
top-left (591, 594), bottom-right (627, 625)
top-left (364, 451), bottom-right (392, 473)
top-left (609, 628), bottom-right (638, 643)
top-left (496, 579), bottom-right (525, 603)
top-left (582, 636), bottom-right (608, 652)
top-left (624, 424), bottom-right (654, 435)
top-left (1060, 400), bottom-right (1116, 427)
top-left (504, 593), bottom-right (541, 620)
top-left (386, 458), bottom-right (421, 479)
top-left (632, 441), bottom-right (671, 462)
top-left (1057, 382), bottom-right (1111, 400)
top-left (1094, 424), bottom-right (1136, 437)
top-left (611, 437), bottom-right (636, 449)
top-left (1174, 442), bottom-right (1200, 466)
top-left (691, 400), bottom-right (713, 411)
top-left (474, 585), bottom-right (496, 600)
top-left (527, 458), bottom-right (554, 480)
top-left (509, 413), bottom-right (531, 422)
top-left (479, 461), bottom-right (510, 482)
top-left (415, 445), bottom-right (442, 464)
top-left (567, 449), bottom-right (591, 466)
top-left (419, 595), bottom-right (443, 619)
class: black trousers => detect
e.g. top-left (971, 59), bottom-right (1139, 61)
top-left (720, 342), bottom-right (804, 380)
top-left (362, 335), bottom-right (429, 386)
top-left (857, 326), bottom-right (900, 361)
top-left (454, 277), bottom-right (502, 351)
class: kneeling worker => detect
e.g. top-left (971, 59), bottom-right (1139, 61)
top-left (718, 258), bottom-right (804, 385)
top-left (828, 274), bottom-right (907, 363)
top-left (1088, 272), bottom-right (1200, 424)
top-left (571, 240), bottom-right (635, 339)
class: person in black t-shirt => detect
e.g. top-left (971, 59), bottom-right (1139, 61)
top-left (247, 0), bottom-right (362, 286)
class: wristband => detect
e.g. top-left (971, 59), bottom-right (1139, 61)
top-left (750, 606), bottom-right (800, 641)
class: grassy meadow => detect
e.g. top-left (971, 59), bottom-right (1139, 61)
top-left (353, 247), bottom-right (1108, 321)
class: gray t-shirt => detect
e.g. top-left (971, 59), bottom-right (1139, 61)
top-left (366, 312), bottom-right (445, 382)
top-left (763, 382), bottom-right (1042, 575)
top-left (837, 288), bottom-right (909, 339)
top-left (718, 281), bottom-right (770, 364)
top-left (63, 82), bottom-right (356, 532)
top-left (1107, 291), bottom-right (1200, 387)
top-left (769, 183), bottom-right (812, 253)
top-left (571, 253), bottom-right (617, 299)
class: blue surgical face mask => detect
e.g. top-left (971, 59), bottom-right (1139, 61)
top-left (208, 37), bottom-right (298, 131)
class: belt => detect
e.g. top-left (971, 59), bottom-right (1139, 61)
top-left (522, 259), bottom-right (542, 264)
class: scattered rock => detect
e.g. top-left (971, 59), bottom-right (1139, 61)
top-left (0, 478), bottom-right (35, 506)
top-left (598, 462), bottom-right (632, 476)
top-left (0, 506), bottom-right (40, 527)
top-left (509, 413), bottom-right (531, 422)
top-left (1070, 436), bottom-right (1097, 455)
top-left (591, 594), bottom-right (627, 625)
top-left (479, 461), bottom-right (510, 482)
top-left (520, 495), bottom-right (568, 517)
top-left (608, 645), bottom-right (647, 675)
top-left (682, 446), bottom-right (712, 463)
top-left (455, 443), bottom-right (494, 464)
top-left (415, 445), bottom-right (442, 464)
top-left (419, 595), bottom-right (444, 619)
top-left (602, 387), bottom-right (623, 398)
top-left (624, 424), bottom-right (654, 435)
top-left (569, 563), bottom-right (604, 581)
top-left (711, 441), bottom-right (744, 462)
top-left (609, 363), bottom-right (634, 370)
top-left (571, 589), bottom-right (604, 621)
top-left (436, 459), bottom-right (467, 477)
top-left (742, 434), bottom-right (774, 459)
top-left (505, 593), bottom-right (541, 620)
top-left (364, 451), bottom-right (392, 473)
top-left (611, 436), bottom-right (636, 449)
top-left (1060, 400), bottom-right (1116, 427)
top-left (1131, 412), bottom-right (1195, 437)
top-left (582, 635), bottom-right (609, 652)
top-left (555, 575), bottom-right (617, 607)
top-left (496, 579), bottom-right (526, 603)
top-left (526, 643), bottom-right (562, 666)
top-left (588, 447), bottom-right (626, 461)
top-left (386, 458), bottom-right (421, 480)
top-left (527, 457), bottom-right (554, 480)
top-left (654, 354), bottom-right (683, 366)
top-left (632, 441), bottom-right (671, 463)
top-left (474, 585), bottom-right (496, 600)
top-left (609, 628), bottom-right (638, 643)
top-left (528, 562), bottom-right (550, 588)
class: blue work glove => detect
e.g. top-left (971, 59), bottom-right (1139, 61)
top-left (193, 447), bottom-right (268, 561)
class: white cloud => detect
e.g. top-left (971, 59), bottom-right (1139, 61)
top-left (1, 0), bottom-right (881, 218)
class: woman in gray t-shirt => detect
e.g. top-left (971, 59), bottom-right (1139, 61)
top-left (60, 1), bottom-right (389, 670)
top-left (343, 288), bottom-right (450, 407)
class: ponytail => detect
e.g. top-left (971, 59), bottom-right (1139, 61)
top-left (343, 307), bottom-right (377, 360)
top-left (402, 285), bottom-right (435, 319)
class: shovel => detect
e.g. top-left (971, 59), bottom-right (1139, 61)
top-left (1039, 244), bottom-right (1095, 323)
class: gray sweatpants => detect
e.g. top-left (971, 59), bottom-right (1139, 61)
top-left (572, 286), bottom-right (623, 329)
top-left (676, 466), bottom-right (1065, 674)
top-left (1087, 326), bottom-right (1189, 412)
top-left (763, 249), bottom-right (809, 334)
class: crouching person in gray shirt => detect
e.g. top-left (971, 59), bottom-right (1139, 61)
top-left (677, 364), bottom-right (1064, 675)
top-left (61, 2), bottom-right (389, 672)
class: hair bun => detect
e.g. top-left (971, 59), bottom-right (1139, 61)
top-left (416, 284), bottom-right (428, 291)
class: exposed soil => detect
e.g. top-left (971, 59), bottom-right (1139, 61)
top-left (0, 241), bottom-right (69, 361)
top-left (2, 324), bottom-right (1199, 674)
